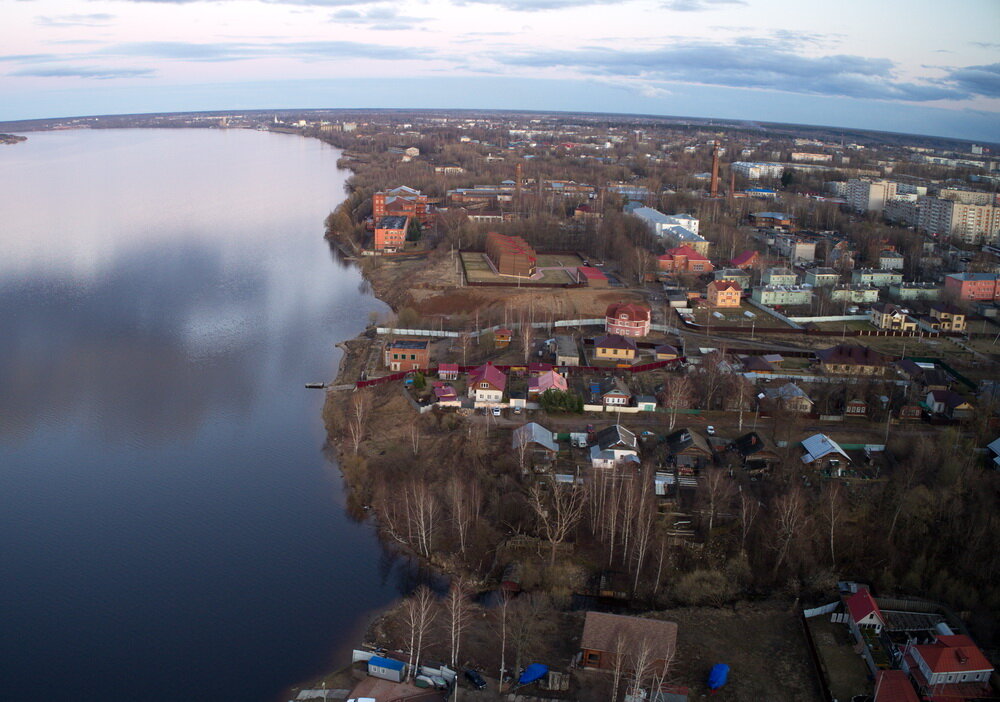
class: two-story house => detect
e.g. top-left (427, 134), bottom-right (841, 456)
top-left (870, 302), bottom-right (916, 331)
top-left (929, 303), bottom-right (966, 332)
top-left (467, 362), bottom-right (507, 406)
top-left (594, 334), bottom-right (637, 363)
top-left (384, 338), bottom-right (430, 371)
top-left (901, 635), bottom-right (994, 700)
top-left (707, 280), bottom-right (742, 307)
top-left (605, 302), bottom-right (651, 337)
top-left (816, 344), bottom-right (887, 376)
top-left (589, 425), bottom-right (639, 469)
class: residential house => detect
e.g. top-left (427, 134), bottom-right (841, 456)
top-left (494, 328), bottom-right (513, 348)
top-left (730, 250), bottom-right (760, 269)
top-left (944, 272), bottom-right (1000, 302)
top-left (438, 363), bottom-right (460, 380)
top-left (655, 344), bottom-right (680, 361)
top-left (805, 267), bottom-right (841, 287)
top-left (713, 268), bottom-right (752, 289)
top-left (895, 359), bottom-right (952, 393)
top-left (590, 425), bottom-right (639, 469)
top-left (512, 422), bottom-right (559, 465)
top-left (730, 432), bottom-right (781, 473)
top-left (762, 267), bottom-right (798, 286)
top-left (636, 395), bottom-right (658, 412)
top-left (658, 246), bottom-right (714, 274)
top-left (574, 204), bottom-right (602, 220)
top-left (606, 302), bottom-right (652, 337)
top-left (598, 377), bottom-right (632, 407)
top-left (986, 436), bottom-right (1000, 469)
top-left (665, 428), bottom-right (713, 471)
top-left (870, 303), bottom-right (917, 331)
top-left (763, 382), bottom-right (814, 413)
top-left (432, 382), bottom-right (461, 408)
top-left (852, 268), bottom-right (904, 287)
top-left (467, 362), bottom-right (507, 405)
top-left (579, 612), bottom-right (678, 672)
top-left (752, 285), bottom-right (812, 306)
top-left (434, 163), bottom-right (465, 175)
top-left (750, 211), bottom-right (793, 229)
top-left (816, 344), bottom-right (888, 376)
top-left (924, 390), bottom-right (974, 420)
top-left (529, 370), bottom-right (568, 398)
top-left (873, 671), bottom-right (919, 702)
top-left (384, 339), bottom-right (430, 371)
top-left (800, 433), bottom-right (851, 470)
top-left (845, 398), bottom-right (868, 417)
top-left (707, 280), bottom-right (742, 307)
top-left (845, 589), bottom-right (885, 641)
top-left (594, 334), bottom-right (638, 362)
top-left (374, 215), bottom-right (409, 252)
top-left (741, 355), bottom-right (776, 373)
top-left (929, 303), bottom-right (966, 332)
top-left (901, 635), bottom-right (994, 700)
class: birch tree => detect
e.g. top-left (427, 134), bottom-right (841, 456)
top-left (529, 482), bottom-right (585, 565)
top-left (402, 586), bottom-right (437, 682)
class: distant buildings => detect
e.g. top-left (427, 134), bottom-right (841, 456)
top-left (485, 232), bottom-right (536, 278)
top-left (627, 205), bottom-right (708, 254)
top-left (847, 179), bottom-right (898, 214)
top-left (945, 272), bottom-right (1000, 301)
top-left (790, 151), bottom-right (832, 163)
top-left (750, 211), bottom-right (793, 229)
top-left (773, 234), bottom-right (816, 263)
top-left (658, 245), bottom-right (714, 274)
top-left (731, 161), bottom-right (784, 179)
top-left (851, 268), bottom-right (904, 287)
top-left (372, 185), bottom-right (429, 222)
top-left (805, 268), bottom-right (841, 287)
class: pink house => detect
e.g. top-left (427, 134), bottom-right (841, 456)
top-left (529, 370), bottom-right (568, 398)
top-left (605, 302), bottom-right (651, 337)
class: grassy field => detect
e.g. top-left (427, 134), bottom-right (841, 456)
top-left (460, 251), bottom-right (578, 285)
top-left (691, 301), bottom-right (796, 329)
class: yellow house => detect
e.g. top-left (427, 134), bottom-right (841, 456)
top-left (870, 303), bottom-right (916, 331)
top-left (594, 334), bottom-right (637, 361)
top-left (929, 303), bottom-right (966, 332)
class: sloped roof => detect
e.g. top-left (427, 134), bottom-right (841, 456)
top-left (914, 635), bottom-right (993, 674)
top-left (580, 612), bottom-right (677, 659)
top-left (731, 432), bottom-right (778, 459)
top-left (513, 422), bottom-right (558, 453)
top-left (469, 362), bottom-right (507, 391)
top-left (765, 382), bottom-right (812, 404)
top-left (665, 428), bottom-right (712, 456)
top-left (595, 334), bottom-right (638, 351)
top-left (730, 250), bottom-right (759, 267)
top-left (846, 589), bottom-right (883, 625)
top-left (816, 344), bottom-right (886, 367)
top-left (928, 389), bottom-right (971, 410)
top-left (662, 245), bottom-right (709, 261)
top-left (596, 424), bottom-right (637, 451)
top-left (656, 344), bottom-right (679, 356)
top-left (606, 302), bottom-right (651, 321)
top-left (873, 670), bottom-right (920, 702)
top-left (531, 370), bottom-right (568, 394)
top-left (801, 433), bottom-right (850, 463)
top-left (709, 280), bottom-right (742, 293)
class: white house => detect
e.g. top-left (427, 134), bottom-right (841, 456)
top-left (590, 425), bottom-right (639, 469)
top-left (901, 635), bottom-right (994, 697)
top-left (467, 362), bottom-right (507, 406)
top-left (845, 589), bottom-right (885, 641)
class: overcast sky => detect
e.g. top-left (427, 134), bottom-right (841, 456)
top-left (2, 0), bottom-right (998, 140)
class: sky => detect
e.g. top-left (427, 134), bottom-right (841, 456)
top-left (1, 0), bottom-right (999, 140)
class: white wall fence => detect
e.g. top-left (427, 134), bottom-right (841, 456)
top-left (747, 298), bottom-right (804, 330)
top-left (787, 314), bottom-right (870, 323)
top-left (378, 320), bottom-right (679, 339)
top-left (803, 601), bottom-right (840, 619)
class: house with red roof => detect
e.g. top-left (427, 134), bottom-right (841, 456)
top-left (874, 670), bottom-right (920, 702)
top-left (730, 250), bottom-right (760, 269)
top-left (437, 363), bottom-right (460, 380)
top-left (658, 245), bottom-right (714, 274)
top-left (846, 589), bottom-right (885, 639)
top-left (578, 266), bottom-right (609, 287)
top-left (605, 302), bottom-right (651, 337)
top-left (467, 362), bottom-right (507, 406)
top-left (529, 369), bottom-right (568, 398)
top-left (707, 280), bottom-right (742, 308)
top-left (901, 635), bottom-right (994, 701)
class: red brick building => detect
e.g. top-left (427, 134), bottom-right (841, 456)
top-left (730, 250), bottom-right (760, 269)
top-left (605, 302), bottom-right (651, 337)
top-left (944, 273), bottom-right (1000, 302)
top-left (383, 339), bottom-right (430, 371)
top-left (485, 232), bottom-right (537, 278)
top-left (374, 215), bottom-right (409, 252)
top-left (372, 186), bottom-right (430, 223)
top-left (578, 266), bottom-right (609, 287)
top-left (658, 245), bottom-right (714, 273)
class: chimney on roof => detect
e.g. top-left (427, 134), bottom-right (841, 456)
top-left (710, 141), bottom-right (720, 198)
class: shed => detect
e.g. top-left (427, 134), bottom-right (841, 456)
top-left (367, 656), bottom-right (406, 682)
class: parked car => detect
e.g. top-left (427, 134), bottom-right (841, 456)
top-left (706, 425), bottom-right (716, 436)
top-left (465, 669), bottom-right (487, 690)
top-left (492, 406), bottom-right (502, 416)
top-left (513, 406), bottom-right (522, 414)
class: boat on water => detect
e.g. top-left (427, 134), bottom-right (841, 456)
top-left (304, 382), bottom-right (327, 389)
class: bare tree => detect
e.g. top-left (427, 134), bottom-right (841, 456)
top-left (770, 487), bottom-right (809, 578)
top-left (609, 631), bottom-right (629, 702)
top-left (402, 585), bottom-right (438, 681)
top-left (698, 467), bottom-right (736, 543)
top-left (739, 491), bottom-right (761, 555)
top-left (520, 311), bottom-right (535, 365)
top-left (529, 481), bottom-right (585, 565)
top-left (659, 374), bottom-right (694, 431)
top-left (448, 475), bottom-right (479, 556)
top-left (404, 480), bottom-right (440, 559)
top-left (347, 388), bottom-right (372, 454)
top-left (409, 422), bottom-right (421, 456)
top-left (445, 579), bottom-right (473, 671)
top-left (822, 482), bottom-right (843, 567)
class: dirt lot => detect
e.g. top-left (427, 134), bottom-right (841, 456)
top-left (807, 617), bottom-right (871, 701)
top-left (461, 251), bottom-right (581, 285)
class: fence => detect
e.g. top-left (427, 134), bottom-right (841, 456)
top-left (377, 320), bottom-right (681, 339)
top-left (803, 601), bottom-right (840, 619)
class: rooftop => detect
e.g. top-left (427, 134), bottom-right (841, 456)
top-left (378, 215), bottom-right (409, 229)
top-left (580, 612), bottom-right (677, 660)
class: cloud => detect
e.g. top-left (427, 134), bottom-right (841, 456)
top-left (87, 0), bottom-right (381, 5)
top-left (947, 62), bottom-right (1000, 98)
top-left (662, 0), bottom-right (745, 10)
top-left (498, 41), bottom-right (970, 102)
top-left (36, 13), bottom-right (115, 27)
top-left (455, 0), bottom-right (615, 11)
top-left (95, 39), bottom-right (425, 62)
top-left (329, 6), bottom-right (428, 30)
top-left (10, 65), bottom-right (155, 79)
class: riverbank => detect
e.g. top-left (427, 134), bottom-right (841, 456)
top-left (1, 133), bottom-right (27, 145)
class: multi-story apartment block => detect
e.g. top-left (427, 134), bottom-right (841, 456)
top-left (713, 268), bottom-right (752, 289)
top-left (945, 272), bottom-right (1000, 301)
top-left (773, 234), bottom-right (816, 263)
top-left (889, 282), bottom-right (941, 301)
top-left (374, 215), bottom-right (409, 252)
top-left (791, 152), bottom-right (832, 162)
top-left (658, 245), bottom-right (714, 274)
top-left (752, 285), bottom-right (812, 306)
top-left (762, 267), bottom-right (798, 286)
top-left (627, 206), bottom-right (708, 254)
top-left (830, 285), bottom-right (880, 303)
top-left (884, 196), bottom-right (920, 226)
top-left (879, 250), bottom-right (905, 270)
top-left (918, 196), bottom-right (1000, 244)
top-left (851, 268), bottom-right (904, 287)
top-left (485, 232), bottom-right (537, 277)
top-left (372, 185), bottom-right (429, 222)
top-left (805, 268), bottom-right (841, 287)
top-left (846, 179), bottom-right (898, 213)
top-left (731, 161), bottom-right (784, 179)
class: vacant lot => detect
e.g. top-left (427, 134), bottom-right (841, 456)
top-left (807, 617), bottom-right (871, 702)
top-left (461, 251), bottom-right (584, 286)
top-left (690, 301), bottom-right (795, 330)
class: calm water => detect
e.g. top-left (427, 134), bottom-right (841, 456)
top-left (0, 129), bottom-right (405, 701)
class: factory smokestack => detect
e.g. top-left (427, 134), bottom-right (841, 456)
top-left (710, 141), bottom-right (720, 198)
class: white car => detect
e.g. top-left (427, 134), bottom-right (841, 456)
top-left (706, 425), bottom-right (716, 436)
top-left (492, 406), bottom-right (502, 416)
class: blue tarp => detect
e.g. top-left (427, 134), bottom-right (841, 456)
top-left (518, 664), bottom-right (549, 685)
top-left (708, 663), bottom-right (729, 690)
top-left (369, 656), bottom-right (405, 671)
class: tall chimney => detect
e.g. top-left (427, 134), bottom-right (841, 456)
top-left (515, 162), bottom-right (523, 204)
top-left (710, 141), bottom-right (720, 198)
top-left (729, 168), bottom-right (735, 199)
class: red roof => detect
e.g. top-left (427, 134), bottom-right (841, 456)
top-left (730, 250), bottom-right (759, 267)
top-left (874, 671), bottom-right (920, 702)
top-left (915, 635), bottom-right (994, 674)
top-left (469, 362), bottom-right (507, 391)
top-left (663, 245), bottom-right (709, 261)
top-left (605, 302), bottom-right (651, 321)
top-left (579, 266), bottom-right (608, 280)
top-left (846, 589), bottom-right (883, 625)
top-left (709, 280), bottom-right (742, 292)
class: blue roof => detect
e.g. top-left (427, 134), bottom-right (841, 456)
top-left (752, 211), bottom-right (791, 219)
top-left (369, 656), bottom-right (405, 671)
top-left (948, 272), bottom-right (996, 282)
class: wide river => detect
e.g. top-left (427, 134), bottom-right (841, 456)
top-left (0, 129), bottom-right (407, 701)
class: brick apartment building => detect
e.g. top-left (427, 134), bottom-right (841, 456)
top-left (658, 245), bottom-right (714, 274)
top-left (374, 215), bottom-right (409, 252)
top-left (372, 185), bottom-right (430, 223)
top-left (945, 272), bottom-right (1000, 301)
top-left (485, 232), bottom-right (537, 277)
